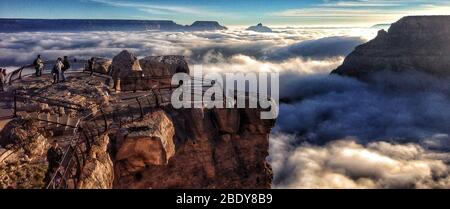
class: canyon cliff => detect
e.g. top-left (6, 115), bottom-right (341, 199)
top-left (332, 16), bottom-right (450, 79)
top-left (0, 19), bottom-right (228, 32)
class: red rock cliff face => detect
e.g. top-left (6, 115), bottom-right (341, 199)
top-left (113, 107), bottom-right (274, 189)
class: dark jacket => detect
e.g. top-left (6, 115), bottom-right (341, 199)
top-left (62, 60), bottom-right (70, 71)
top-left (47, 146), bottom-right (63, 166)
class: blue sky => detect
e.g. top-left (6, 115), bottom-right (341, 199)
top-left (1, 0), bottom-right (450, 26)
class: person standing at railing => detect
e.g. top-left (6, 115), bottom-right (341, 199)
top-left (33, 55), bottom-right (44, 77)
top-left (61, 56), bottom-right (71, 82)
top-left (52, 57), bottom-right (64, 84)
top-left (88, 57), bottom-right (95, 76)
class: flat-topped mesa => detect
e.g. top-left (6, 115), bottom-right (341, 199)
top-left (331, 16), bottom-right (450, 79)
top-left (188, 21), bottom-right (228, 31)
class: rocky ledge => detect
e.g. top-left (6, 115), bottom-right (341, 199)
top-left (0, 51), bottom-right (275, 189)
top-left (332, 16), bottom-right (450, 79)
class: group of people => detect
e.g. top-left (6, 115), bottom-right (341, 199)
top-left (0, 68), bottom-right (7, 92)
top-left (1, 55), bottom-right (96, 90)
top-left (33, 55), bottom-right (71, 84)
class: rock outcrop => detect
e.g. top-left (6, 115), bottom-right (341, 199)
top-left (114, 110), bottom-right (175, 177)
top-left (113, 55), bottom-right (190, 91)
top-left (332, 16), bottom-right (450, 79)
top-left (77, 135), bottom-right (114, 189)
top-left (246, 23), bottom-right (273, 33)
top-left (0, 118), bottom-right (48, 189)
top-left (139, 55), bottom-right (190, 77)
top-left (91, 57), bottom-right (112, 74)
top-left (110, 50), bottom-right (142, 91)
top-left (0, 118), bottom-right (48, 158)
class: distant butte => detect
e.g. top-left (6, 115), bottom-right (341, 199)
top-left (246, 23), bottom-right (273, 33)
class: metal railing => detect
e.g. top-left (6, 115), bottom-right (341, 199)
top-left (44, 88), bottom-right (175, 189)
top-left (4, 58), bottom-right (97, 86)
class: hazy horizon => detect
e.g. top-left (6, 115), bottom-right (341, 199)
top-left (1, 0), bottom-right (450, 27)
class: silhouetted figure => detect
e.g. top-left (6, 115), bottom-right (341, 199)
top-left (33, 55), bottom-right (44, 77)
top-left (52, 57), bottom-right (64, 84)
top-left (88, 57), bottom-right (95, 76)
top-left (61, 56), bottom-right (71, 82)
top-left (44, 140), bottom-right (63, 186)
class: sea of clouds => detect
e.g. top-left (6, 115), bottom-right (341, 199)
top-left (1, 27), bottom-right (449, 188)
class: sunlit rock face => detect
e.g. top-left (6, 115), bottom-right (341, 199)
top-left (332, 16), bottom-right (450, 78)
top-left (113, 107), bottom-right (275, 189)
top-left (77, 135), bottom-right (114, 189)
top-left (114, 110), bottom-right (176, 175)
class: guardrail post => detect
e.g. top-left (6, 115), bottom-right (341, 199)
top-left (100, 108), bottom-right (108, 132)
top-left (81, 128), bottom-right (91, 150)
top-left (136, 98), bottom-right (144, 119)
top-left (13, 91), bottom-right (17, 118)
top-left (18, 68), bottom-right (23, 79)
top-left (154, 90), bottom-right (160, 107)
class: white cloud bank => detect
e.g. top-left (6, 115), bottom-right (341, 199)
top-left (271, 135), bottom-right (450, 189)
top-left (0, 27), bottom-right (375, 68)
top-left (2, 27), bottom-right (450, 189)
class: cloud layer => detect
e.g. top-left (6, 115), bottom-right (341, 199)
top-left (275, 71), bottom-right (450, 145)
top-left (0, 27), bottom-right (376, 68)
top-left (1, 27), bottom-right (449, 189)
top-left (271, 135), bottom-right (450, 189)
